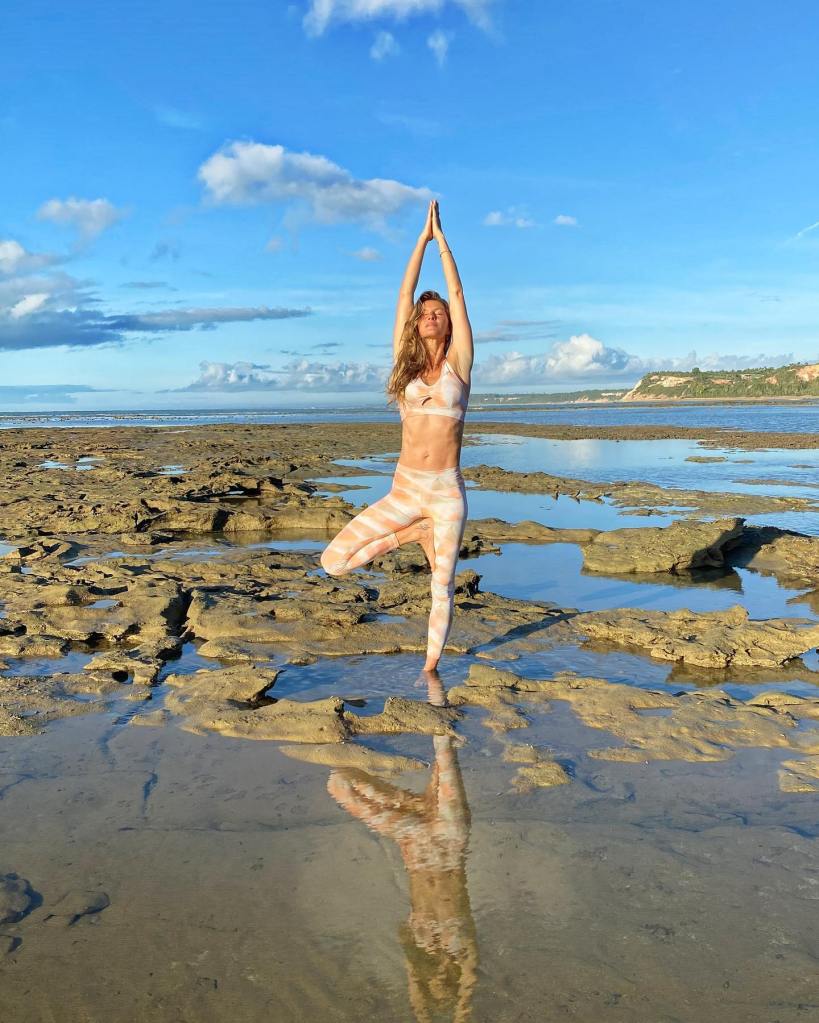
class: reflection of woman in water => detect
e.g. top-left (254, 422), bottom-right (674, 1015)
top-left (320, 199), bottom-right (474, 671)
top-left (327, 715), bottom-right (477, 1022)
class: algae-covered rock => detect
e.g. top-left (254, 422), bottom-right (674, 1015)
top-left (582, 517), bottom-right (745, 574)
top-left (351, 696), bottom-right (460, 737)
top-left (572, 604), bottom-right (819, 667)
top-left (737, 526), bottom-right (819, 591)
top-left (448, 684), bottom-right (532, 731)
top-left (513, 759), bottom-right (571, 791)
top-left (465, 517), bottom-right (599, 546)
top-left (779, 756), bottom-right (819, 793)
top-left (161, 666), bottom-right (352, 742)
top-left (0, 674), bottom-right (115, 732)
top-left (0, 874), bottom-right (36, 924)
top-left (459, 662), bottom-right (819, 785)
top-left (502, 743), bottom-right (571, 791)
top-left (462, 462), bottom-right (819, 517)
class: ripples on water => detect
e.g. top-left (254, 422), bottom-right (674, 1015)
top-left (2, 400), bottom-right (819, 432)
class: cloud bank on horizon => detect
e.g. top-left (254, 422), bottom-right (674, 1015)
top-left (1, 0), bottom-right (818, 408)
top-left (170, 335), bottom-right (799, 395)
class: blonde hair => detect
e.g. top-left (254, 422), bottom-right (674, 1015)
top-left (386, 290), bottom-right (452, 407)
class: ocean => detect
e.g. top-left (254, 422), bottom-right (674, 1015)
top-left (2, 398), bottom-right (819, 431)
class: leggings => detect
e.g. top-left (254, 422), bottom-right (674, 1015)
top-left (320, 462), bottom-right (468, 663)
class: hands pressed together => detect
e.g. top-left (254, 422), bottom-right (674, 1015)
top-left (420, 198), bottom-right (445, 245)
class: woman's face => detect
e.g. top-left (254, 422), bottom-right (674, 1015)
top-left (417, 300), bottom-right (450, 342)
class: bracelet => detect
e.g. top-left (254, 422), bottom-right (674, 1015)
top-left (439, 247), bottom-right (452, 257)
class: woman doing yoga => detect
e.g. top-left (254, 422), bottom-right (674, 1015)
top-left (320, 199), bottom-right (473, 671)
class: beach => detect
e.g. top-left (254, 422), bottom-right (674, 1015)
top-left (1, 412), bottom-right (818, 1021)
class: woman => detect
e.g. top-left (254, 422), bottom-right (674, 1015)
top-left (320, 199), bottom-right (473, 671)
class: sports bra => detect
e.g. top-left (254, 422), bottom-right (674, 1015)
top-left (398, 357), bottom-right (470, 423)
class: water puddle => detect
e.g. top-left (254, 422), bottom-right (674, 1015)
top-left (323, 443), bottom-right (819, 536)
top-left (317, 472), bottom-right (680, 530)
top-left (0, 649), bottom-right (96, 676)
top-left (154, 640), bottom-right (226, 682)
top-left (0, 654), bottom-right (816, 1021)
top-left (462, 434), bottom-right (819, 498)
top-left (463, 541), bottom-right (818, 620)
top-left (66, 535), bottom-right (325, 566)
top-left (37, 456), bottom-right (103, 471)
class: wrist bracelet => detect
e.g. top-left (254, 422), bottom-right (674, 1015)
top-left (439, 247), bottom-right (452, 256)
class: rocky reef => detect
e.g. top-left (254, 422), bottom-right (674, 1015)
top-left (0, 421), bottom-right (817, 794)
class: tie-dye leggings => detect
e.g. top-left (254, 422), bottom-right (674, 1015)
top-left (320, 462), bottom-right (468, 663)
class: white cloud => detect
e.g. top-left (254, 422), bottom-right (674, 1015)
top-left (370, 30), bottom-right (399, 59)
top-left (475, 334), bottom-right (642, 384)
top-left (554, 214), bottom-right (578, 227)
top-left (176, 358), bottom-right (389, 392)
top-left (36, 197), bottom-right (127, 240)
top-left (474, 334), bottom-right (803, 386)
top-left (482, 207), bottom-right (535, 228)
top-left (0, 239), bottom-right (31, 274)
top-left (546, 334), bottom-right (635, 376)
top-left (8, 293), bottom-right (48, 319)
top-left (427, 28), bottom-right (451, 65)
top-left (0, 263), bottom-right (93, 336)
top-left (352, 246), bottom-right (382, 261)
top-left (0, 239), bottom-right (60, 275)
top-left (197, 140), bottom-right (432, 230)
top-left (303, 0), bottom-right (496, 36)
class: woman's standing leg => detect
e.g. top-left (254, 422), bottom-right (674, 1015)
top-left (423, 469), bottom-right (468, 667)
top-left (320, 465), bottom-right (423, 576)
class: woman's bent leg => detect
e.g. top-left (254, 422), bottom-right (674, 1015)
top-left (320, 469), bottom-right (423, 576)
top-left (424, 471), bottom-right (468, 665)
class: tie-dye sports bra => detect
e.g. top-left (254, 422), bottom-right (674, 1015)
top-left (398, 357), bottom-right (470, 423)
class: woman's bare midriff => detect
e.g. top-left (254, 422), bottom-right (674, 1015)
top-left (397, 416), bottom-right (464, 471)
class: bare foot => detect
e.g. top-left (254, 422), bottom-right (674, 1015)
top-left (394, 519), bottom-right (436, 571)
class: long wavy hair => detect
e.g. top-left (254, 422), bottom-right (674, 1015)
top-left (386, 290), bottom-right (452, 407)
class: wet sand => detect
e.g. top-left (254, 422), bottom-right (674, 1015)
top-left (1, 421), bottom-right (818, 1022)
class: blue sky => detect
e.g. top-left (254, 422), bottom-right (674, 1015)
top-left (2, 0), bottom-right (819, 409)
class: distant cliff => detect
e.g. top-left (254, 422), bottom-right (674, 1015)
top-left (621, 361), bottom-right (819, 401)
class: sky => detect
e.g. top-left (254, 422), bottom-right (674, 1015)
top-left (2, 0), bottom-right (819, 410)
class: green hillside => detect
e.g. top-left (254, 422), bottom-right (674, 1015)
top-left (474, 388), bottom-right (628, 404)
top-left (622, 361), bottom-right (819, 400)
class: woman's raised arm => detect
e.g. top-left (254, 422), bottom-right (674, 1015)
top-left (431, 200), bottom-right (473, 380)
top-left (392, 201), bottom-right (435, 361)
